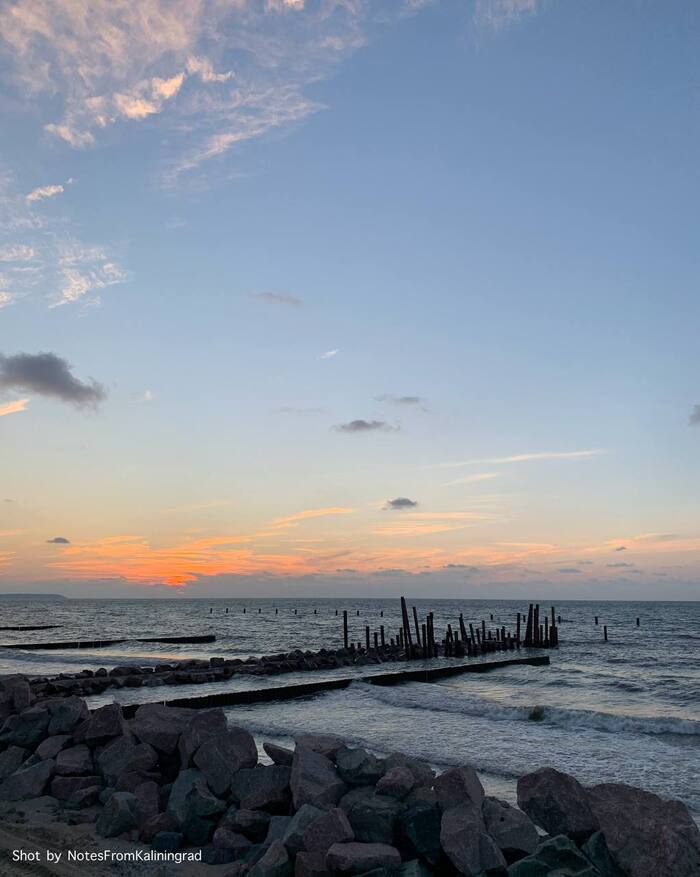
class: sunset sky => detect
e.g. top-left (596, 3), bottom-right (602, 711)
top-left (1, 0), bottom-right (698, 599)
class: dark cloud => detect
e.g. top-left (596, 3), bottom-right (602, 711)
top-left (606, 562), bottom-right (634, 568)
top-left (332, 420), bottom-right (397, 433)
top-left (557, 567), bottom-right (581, 574)
top-left (335, 568), bottom-right (357, 573)
top-left (614, 546), bottom-right (627, 552)
top-left (251, 292), bottom-right (301, 307)
top-left (0, 352), bottom-right (106, 407)
top-left (376, 394), bottom-right (424, 406)
top-left (46, 536), bottom-right (70, 544)
top-left (444, 563), bottom-right (480, 573)
top-left (689, 405), bottom-right (700, 426)
top-left (384, 497), bottom-right (418, 510)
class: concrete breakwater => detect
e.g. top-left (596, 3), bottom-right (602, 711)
top-left (0, 675), bottom-right (697, 877)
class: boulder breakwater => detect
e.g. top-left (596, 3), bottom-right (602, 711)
top-left (0, 675), bottom-right (698, 877)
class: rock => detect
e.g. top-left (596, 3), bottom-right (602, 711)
top-left (178, 708), bottom-right (227, 765)
top-left (295, 851), bottom-right (331, 877)
top-left (36, 735), bottom-right (72, 760)
top-left (97, 735), bottom-right (158, 785)
top-left (339, 786), bottom-right (376, 813)
top-left (83, 704), bottom-right (126, 745)
top-left (336, 748), bottom-right (385, 787)
top-left (66, 784), bottom-right (101, 808)
top-left (396, 801), bottom-right (442, 866)
top-left (383, 753), bottom-right (435, 789)
top-left (140, 811), bottom-right (178, 843)
top-left (166, 768), bottom-right (204, 825)
top-left (134, 780), bottom-right (159, 826)
top-left (231, 764), bottom-right (292, 813)
top-left (47, 696), bottom-right (89, 735)
top-left (397, 861), bottom-right (433, 877)
top-left (302, 807), bottom-right (354, 854)
top-left (376, 766), bottom-right (414, 800)
top-left (0, 675), bottom-right (33, 718)
top-left (507, 834), bottom-right (600, 877)
top-left (266, 815), bottom-right (293, 844)
top-left (296, 734), bottom-right (345, 760)
top-left (0, 746), bottom-right (27, 780)
top-left (213, 827), bottom-right (253, 857)
top-left (193, 726), bottom-right (258, 796)
top-left (0, 758), bottom-right (54, 801)
top-left (291, 747), bottom-right (346, 810)
top-left (182, 813), bottom-right (215, 845)
top-left (200, 845), bottom-right (238, 865)
top-left (434, 765), bottom-right (484, 811)
top-left (483, 797), bottom-right (539, 857)
top-left (152, 831), bottom-right (183, 852)
top-left (185, 778), bottom-right (226, 821)
top-left (50, 774), bottom-right (101, 801)
top-left (326, 842), bottom-right (401, 874)
top-left (248, 839), bottom-right (292, 877)
top-left (132, 703), bottom-right (193, 753)
top-left (440, 804), bottom-right (506, 875)
top-left (282, 803), bottom-right (323, 855)
top-left (224, 808), bottom-right (271, 841)
top-left (264, 741), bottom-right (294, 766)
top-left (581, 831), bottom-right (625, 877)
top-left (96, 791), bottom-right (137, 838)
top-left (0, 705), bottom-right (49, 747)
top-left (345, 794), bottom-right (402, 845)
top-left (587, 782), bottom-right (700, 877)
top-left (517, 768), bottom-right (599, 842)
top-left (55, 744), bottom-right (93, 776)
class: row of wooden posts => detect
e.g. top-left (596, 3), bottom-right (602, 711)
top-left (341, 597), bottom-right (559, 660)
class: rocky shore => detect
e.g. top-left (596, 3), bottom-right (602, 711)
top-left (0, 675), bottom-right (698, 877)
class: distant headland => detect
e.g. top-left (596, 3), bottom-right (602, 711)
top-left (0, 593), bottom-right (68, 601)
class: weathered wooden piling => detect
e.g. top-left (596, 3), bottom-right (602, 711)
top-left (604, 625), bottom-right (608, 642)
top-left (343, 610), bottom-right (348, 649)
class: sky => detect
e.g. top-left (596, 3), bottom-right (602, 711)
top-left (0, 0), bottom-right (698, 600)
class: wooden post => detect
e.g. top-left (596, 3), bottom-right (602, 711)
top-left (380, 625), bottom-right (385, 647)
top-left (557, 615), bottom-right (561, 624)
top-left (275, 608), bottom-right (278, 615)
top-left (516, 613), bottom-right (521, 645)
top-left (400, 596), bottom-right (413, 659)
top-left (544, 616), bottom-right (549, 647)
top-left (243, 608), bottom-right (246, 614)
top-left (501, 625), bottom-right (506, 647)
top-left (412, 606), bottom-right (421, 646)
top-left (534, 605), bottom-right (540, 646)
top-left (421, 623), bottom-right (427, 658)
top-left (459, 613), bottom-right (468, 642)
top-left (481, 619), bottom-right (486, 642)
top-left (374, 631), bottom-right (379, 651)
top-left (604, 625), bottom-right (608, 642)
top-left (636, 617), bottom-right (640, 627)
top-left (469, 623), bottom-right (476, 646)
top-left (525, 604), bottom-right (533, 647)
top-left (343, 610), bottom-right (348, 649)
top-left (595, 615), bottom-right (599, 625)
top-left (225, 607), bottom-right (228, 614)
top-left (380, 610), bottom-right (384, 617)
top-left (365, 626), bottom-right (370, 651)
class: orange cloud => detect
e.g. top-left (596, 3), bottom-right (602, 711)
top-left (0, 398), bottom-right (29, 417)
top-left (269, 507), bottom-right (354, 529)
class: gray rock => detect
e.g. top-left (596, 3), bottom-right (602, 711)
top-left (291, 746), bottom-right (347, 810)
top-left (0, 705), bottom-right (49, 747)
top-left (36, 735), bottom-right (72, 760)
top-left (47, 696), bottom-right (89, 735)
top-left (166, 768), bottom-right (204, 825)
top-left (0, 758), bottom-right (54, 801)
top-left (185, 778), bottom-right (226, 820)
top-left (440, 804), bottom-right (506, 875)
top-left (97, 735), bottom-right (158, 785)
top-left (282, 803), bottom-right (323, 854)
top-left (66, 784), bottom-right (101, 808)
top-left (326, 842), bottom-right (401, 874)
top-left (55, 744), bottom-right (93, 776)
top-left (264, 741), bottom-right (294, 766)
top-left (507, 834), bottom-right (599, 877)
top-left (50, 774), bottom-right (101, 801)
top-left (336, 747), bottom-right (385, 787)
top-left (0, 746), bottom-right (27, 780)
top-left (193, 725), bottom-right (258, 796)
top-left (582, 831), bottom-right (626, 877)
top-left (483, 796), bottom-right (538, 856)
top-left (434, 765), bottom-right (484, 811)
top-left (248, 839), bottom-right (292, 877)
top-left (294, 851), bottom-right (331, 877)
top-left (302, 807), bottom-right (354, 854)
top-left (152, 831), bottom-right (182, 852)
top-left (139, 811), bottom-right (178, 843)
top-left (0, 675), bottom-right (33, 718)
top-left (134, 780), bottom-right (159, 826)
top-left (83, 704), bottom-right (126, 745)
top-left (339, 785), bottom-right (375, 813)
top-left (296, 734), bottom-right (345, 759)
top-left (224, 808), bottom-right (271, 841)
top-left (182, 812), bottom-right (215, 845)
top-left (376, 766), bottom-right (414, 800)
top-left (96, 790), bottom-right (137, 838)
top-left (178, 708), bottom-right (227, 766)
top-left (231, 764), bottom-right (292, 812)
top-left (587, 782), bottom-right (700, 877)
top-left (212, 826), bottom-right (252, 857)
top-left (345, 794), bottom-right (403, 845)
top-left (517, 768), bottom-right (598, 842)
top-left (265, 814), bottom-right (292, 844)
top-left (397, 861), bottom-right (433, 877)
top-left (383, 753), bottom-right (435, 788)
top-left (397, 800), bottom-right (442, 866)
top-left (131, 703), bottom-right (193, 753)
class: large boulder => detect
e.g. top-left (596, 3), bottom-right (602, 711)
top-left (507, 834), bottom-right (600, 877)
top-left (281, 803), bottom-right (323, 855)
top-left (35, 735), bottom-right (72, 760)
top-left (482, 797), bottom-right (539, 858)
top-left (295, 734), bottom-right (344, 759)
top-left (97, 735), bottom-right (158, 786)
top-left (247, 839), bottom-right (292, 877)
top-left (166, 768), bottom-right (204, 825)
top-left (345, 794), bottom-right (403, 845)
top-left (50, 774), bottom-right (102, 801)
top-left (178, 709), bottom-right (227, 765)
top-left (131, 703), bottom-right (193, 753)
top-left (376, 766), bottom-right (415, 800)
top-left (224, 808), bottom-right (271, 842)
top-left (0, 758), bottom-right (54, 801)
top-left (82, 704), bottom-right (127, 745)
top-left (134, 780), bottom-right (160, 826)
top-left (263, 742), bottom-right (294, 766)
top-left (0, 746), bottom-right (27, 780)
top-left (0, 705), bottom-right (49, 747)
top-left (47, 696), bottom-right (89, 735)
top-left (96, 791), bottom-right (137, 838)
top-left (55, 744), bottom-right (93, 777)
top-left (326, 842), bottom-right (401, 874)
top-left (301, 807), bottom-right (354, 854)
top-left (335, 747), bottom-right (385, 787)
top-left (193, 726), bottom-right (258, 796)
top-left (517, 768), bottom-right (599, 842)
top-left (291, 747), bottom-right (347, 810)
top-left (586, 782), bottom-right (700, 877)
top-left (434, 765), bottom-right (484, 811)
top-left (212, 827), bottom-right (253, 858)
top-left (230, 765), bottom-right (292, 813)
top-left (396, 801), bottom-right (443, 866)
top-left (440, 804), bottom-right (506, 875)
top-left (0, 675), bottom-right (33, 719)
top-left (384, 753), bottom-right (435, 789)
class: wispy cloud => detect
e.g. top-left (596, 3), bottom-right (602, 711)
top-left (26, 178), bottom-right (73, 203)
top-left (445, 472), bottom-right (502, 486)
top-left (474, 0), bottom-right (539, 32)
top-left (0, 244), bottom-right (35, 262)
top-left (439, 450), bottom-right (605, 469)
top-left (0, 398), bottom-right (29, 418)
top-left (333, 419), bottom-right (397, 433)
top-left (689, 405), bottom-right (700, 426)
top-left (0, 352), bottom-right (106, 408)
top-left (320, 349), bottom-right (339, 359)
top-left (251, 292), bottom-right (302, 307)
top-left (376, 394), bottom-right (424, 406)
top-left (270, 507), bottom-right (354, 529)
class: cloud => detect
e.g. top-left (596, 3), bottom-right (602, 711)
top-left (0, 244), bottom-right (35, 262)
top-left (474, 0), bottom-right (538, 32)
top-left (384, 497), bottom-right (418, 510)
top-left (689, 405), bottom-right (700, 426)
top-left (445, 472), bottom-right (502, 486)
top-left (444, 563), bottom-right (480, 572)
top-left (440, 450), bottom-right (605, 469)
top-left (376, 395), bottom-right (424, 406)
top-left (26, 179), bottom-right (73, 203)
top-left (46, 537), bottom-right (70, 544)
top-left (0, 352), bottom-right (106, 407)
top-left (142, 390), bottom-right (154, 402)
top-left (615, 545), bottom-right (627, 552)
top-left (557, 567), bottom-right (581, 574)
top-left (333, 419), bottom-right (397, 433)
top-left (0, 398), bottom-right (29, 417)
top-left (270, 507), bottom-right (354, 529)
top-left (251, 292), bottom-right (301, 307)
top-left (606, 562), bottom-right (634, 568)
top-left (320, 350), bottom-right (339, 359)
top-left (54, 240), bottom-right (127, 307)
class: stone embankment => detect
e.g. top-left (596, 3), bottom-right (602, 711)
top-left (0, 675), bottom-right (698, 877)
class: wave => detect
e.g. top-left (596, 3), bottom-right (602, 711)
top-left (353, 682), bottom-right (700, 738)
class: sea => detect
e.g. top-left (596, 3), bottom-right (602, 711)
top-left (0, 597), bottom-right (697, 818)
